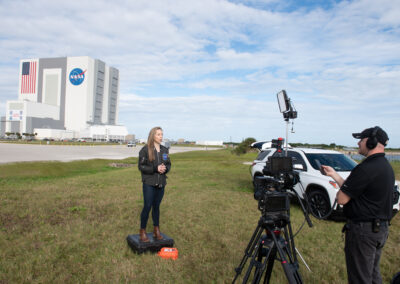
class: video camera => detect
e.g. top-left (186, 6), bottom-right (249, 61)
top-left (254, 138), bottom-right (300, 215)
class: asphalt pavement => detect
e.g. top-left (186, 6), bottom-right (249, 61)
top-left (0, 143), bottom-right (217, 164)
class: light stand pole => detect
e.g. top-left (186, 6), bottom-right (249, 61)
top-left (285, 119), bottom-right (289, 156)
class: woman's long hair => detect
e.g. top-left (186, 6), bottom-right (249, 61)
top-left (147, 126), bottom-right (163, 162)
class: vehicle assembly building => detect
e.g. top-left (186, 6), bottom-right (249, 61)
top-left (1, 56), bottom-right (128, 141)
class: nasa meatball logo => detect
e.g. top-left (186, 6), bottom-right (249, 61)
top-left (69, 68), bottom-right (86, 85)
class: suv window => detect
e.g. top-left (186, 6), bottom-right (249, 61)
top-left (305, 153), bottom-right (357, 171)
top-left (256, 150), bottom-right (271, 161)
top-left (288, 151), bottom-right (307, 170)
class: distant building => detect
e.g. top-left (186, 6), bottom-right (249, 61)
top-left (195, 141), bottom-right (224, 146)
top-left (125, 134), bottom-right (136, 142)
top-left (1, 56), bottom-right (128, 141)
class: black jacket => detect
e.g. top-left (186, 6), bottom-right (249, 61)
top-left (138, 145), bottom-right (171, 187)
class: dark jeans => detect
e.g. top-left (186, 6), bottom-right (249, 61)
top-left (344, 221), bottom-right (389, 284)
top-left (140, 183), bottom-right (164, 229)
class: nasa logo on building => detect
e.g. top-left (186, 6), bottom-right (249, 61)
top-left (69, 68), bottom-right (86, 85)
top-left (9, 110), bottom-right (23, 121)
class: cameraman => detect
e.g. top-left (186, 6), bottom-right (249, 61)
top-left (322, 126), bottom-right (394, 284)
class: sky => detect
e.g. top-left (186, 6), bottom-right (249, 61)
top-left (1, 0), bottom-right (399, 147)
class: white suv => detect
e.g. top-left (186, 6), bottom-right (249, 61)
top-left (251, 147), bottom-right (400, 219)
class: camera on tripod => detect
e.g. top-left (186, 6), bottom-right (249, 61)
top-left (233, 91), bottom-right (312, 284)
top-left (254, 138), bottom-right (299, 214)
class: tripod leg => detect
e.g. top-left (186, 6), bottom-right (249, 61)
top-left (262, 244), bottom-right (276, 284)
top-left (284, 220), bottom-right (298, 264)
top-left (233, 223), bottom-right (264, 284)
top-left (251, 242), bottom-right (273, 284)
top-left (244, 236), bottom-right (275, 284)
top-left (253, 243), bottom-right (266, 283)
top-left (241, 236), bottom-right (265, 283)
top-left (270, 233), bottom-right (303, 284)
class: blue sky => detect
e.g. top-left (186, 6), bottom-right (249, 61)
top-left (1, 0), bottom-right (399, 147)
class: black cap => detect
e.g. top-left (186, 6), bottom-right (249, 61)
top-left (352, 126), bottom-right (389, 146)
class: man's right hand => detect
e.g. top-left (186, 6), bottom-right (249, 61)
top-left (321, 165), bottom-right (345, 187)
top-left (321, 165), bottom-right (334, 176)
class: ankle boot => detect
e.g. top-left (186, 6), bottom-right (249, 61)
top-left (153, 226), bottom-right (163, 240)
top-left (139, 229), bottom-right (149, 242)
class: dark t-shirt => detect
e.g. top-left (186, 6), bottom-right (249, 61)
top-left (341, 153), bottom-right (394, 221)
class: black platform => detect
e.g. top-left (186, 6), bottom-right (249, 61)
top-left (126, 233), bottom-right (174, 254)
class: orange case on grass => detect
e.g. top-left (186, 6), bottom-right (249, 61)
top-left (158, 247), bottom-right (178, 260)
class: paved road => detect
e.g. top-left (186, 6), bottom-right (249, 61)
top-left (0, 143), bottom-right (218, 164)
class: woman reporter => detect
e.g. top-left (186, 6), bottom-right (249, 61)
top-left (138, 127), bottom-right (171, 242)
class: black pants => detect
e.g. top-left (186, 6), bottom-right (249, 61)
top-left (140, 183), bottom-right (165, 229)
top-left (344, 221), bottom-right (389, 284)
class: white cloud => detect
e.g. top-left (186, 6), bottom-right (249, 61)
top-left (0, 0), bottom-right (399, 146)
top-left (118, 93), bottom-right (283, 140)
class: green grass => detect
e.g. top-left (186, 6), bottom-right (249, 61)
top-left (0, 150), bottom-right (399, 283)
top-left (391, 161), bottom-right (400, 180)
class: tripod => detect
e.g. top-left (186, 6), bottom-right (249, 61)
top-left (233, 212), bottom-right (303, 284)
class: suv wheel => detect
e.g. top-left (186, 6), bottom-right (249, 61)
top-left (308, 189), bottom-right (331, 219)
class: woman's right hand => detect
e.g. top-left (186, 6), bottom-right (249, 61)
top-left (158, 164), bottom-right (166, 174)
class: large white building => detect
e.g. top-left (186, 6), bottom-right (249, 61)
top-left (1, 56), bottom-right (128, 141)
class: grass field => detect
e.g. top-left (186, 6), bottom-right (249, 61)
top-left (1, 150), bottom-right (399, 283)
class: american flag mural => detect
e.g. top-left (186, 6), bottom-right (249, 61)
top-left (21, 61), bottom-right (37, 94)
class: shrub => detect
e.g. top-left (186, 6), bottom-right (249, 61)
top-left (232, 137), bottom-right (256, 155)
